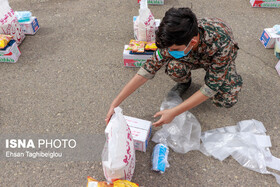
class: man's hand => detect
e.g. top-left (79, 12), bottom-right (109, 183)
top-left (105, 106), bottom-right (115, 125)
top-left (153, 109), bottom-right (176, 127)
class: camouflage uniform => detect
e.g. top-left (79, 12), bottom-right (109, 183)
top-left (137, 18), bottom-right (243, 108)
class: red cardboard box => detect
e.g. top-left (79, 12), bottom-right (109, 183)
top-left (123, 45), bottom-right (152, 67)
top-left (0, 40), bottom-right (21, 63)
top-left (250, 0), bottom-right (280, 7)
top-left (138, 0), bottom-right (164, 5)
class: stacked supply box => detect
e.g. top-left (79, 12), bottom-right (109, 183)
top-left (124, 115), bottom-right (152, 152)
top-left (275, 38), bottom-right (280, 59)
top-left (276, 60), bottom-right (280, 76)
top-left (123, 45), bottom-right (153, 67)
top-left (0, 40), bottom-right (21, 63)
top-left (260, 28), bottom-right (280, 48)
top-left (19, 17), bottom-right (40, 35)
top-left (138, 0), bottom-right (164, 5)
top-left (250, 0), bottom-right (280, 7)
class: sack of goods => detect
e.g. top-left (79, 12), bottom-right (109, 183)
top-left (0, 0), bottom-right (25, 45)
top-left (134, 0), bottom-right (156, 42)
top-left (102, 107), bottom-right (136, 183)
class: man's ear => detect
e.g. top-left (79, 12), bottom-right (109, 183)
top-left (190, 38), bottom-right (198, 45)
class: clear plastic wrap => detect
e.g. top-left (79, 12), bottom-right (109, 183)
top-left (152, 91), bottom-right (201, 154)
top-left (200, 119), bottom-right (280, 185)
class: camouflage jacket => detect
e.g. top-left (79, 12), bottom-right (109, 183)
top-left (137, 17), bottom-right (240, 97)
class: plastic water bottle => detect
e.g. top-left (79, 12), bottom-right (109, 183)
top-left (152, 144), bottom-right (169, 173)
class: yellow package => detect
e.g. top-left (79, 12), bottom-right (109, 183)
top-left (0, 34), bottom-right (13, 49)
top-left (126, 39), bottom-right (146, 53)
top-left (113, 180), bottom-right (139, 187)
top-left (145, 42), bottom-right (157, 51)
top-left (87, 176), bottom-right (113, 187)
top-left (126, 39), bottom-right (136, 50)
top-left (87, 177), bottom-right (139, 187)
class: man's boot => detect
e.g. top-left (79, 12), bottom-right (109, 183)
top-left (170, 78), bottom-right (192, 97)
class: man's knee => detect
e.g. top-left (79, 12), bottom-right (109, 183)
top-left (165, 60), bottom-right (191, 83)
top-left (212, 92), bottom-right (239, 108)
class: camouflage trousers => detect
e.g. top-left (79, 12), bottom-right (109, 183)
top-left (164, 60), bottom-right (243, 108)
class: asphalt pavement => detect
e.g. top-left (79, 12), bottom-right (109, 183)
top-left (1, 0), bottom-right (280, 186)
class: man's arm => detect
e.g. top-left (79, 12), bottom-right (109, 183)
top-left (153, 42), bottom-right (236, 126)
top-left (105, 74), bottom-right (148, 124)
top-left (106, 49), bottom-right (168, 124)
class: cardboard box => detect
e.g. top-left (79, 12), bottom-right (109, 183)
top-left (124, 115), bottom-right (152, 152)
top-left (260, 28), bottom-right (280, 48)
top-left (275, 38), bottom-right (280, 59)
top-left (138, 0), bottom-right (164, 5)
top-left (0, 40), bottom-right (21, 63)
top-left (19, 17), bottom-right (40, 35)
top-left (250, 0), bottom-right (280, 7)
top-left (276, 60), bottom-right (280, 76)
top-left (123, 45), bottom-right (152, 67)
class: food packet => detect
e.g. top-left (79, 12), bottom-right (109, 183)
top-left (87, 176), bottom-right (112, 187)
top-left (0, 34), bottom-right (13, 49)
top-left (132, 41), bottom-right (145, 53)
top-left (126, 40), bottom-right (146, 53)
top-left (87, 176), bottom-right (139, 187)
top-left (145, 42), bottom-right (157, 51)
top-left (113, 180), bottom-right (139, 187)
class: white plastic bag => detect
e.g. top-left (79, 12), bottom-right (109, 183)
top-left (200, 119), bottom-right (280, 185)
top-left (102, 107), bottom-right (135, 183)
top-left (0, 0), bottom-right (25, 45)
top-left (134, 0), bottom-right (156, 42)
top-left (152, 91), bottom-right (201, 154)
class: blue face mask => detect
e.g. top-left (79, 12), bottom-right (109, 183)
top-left (168, 44), bottom-right (192, 59)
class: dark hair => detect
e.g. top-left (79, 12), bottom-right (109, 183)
top-left (156, 7), bottom-right (198, 48)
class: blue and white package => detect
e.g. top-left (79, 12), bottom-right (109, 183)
top-left (273, 25), bottom-right (280, 35)
top-left (152, 144), bottom-right (169, 173)
top-left (15, 11), bottom-right (32, 22)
